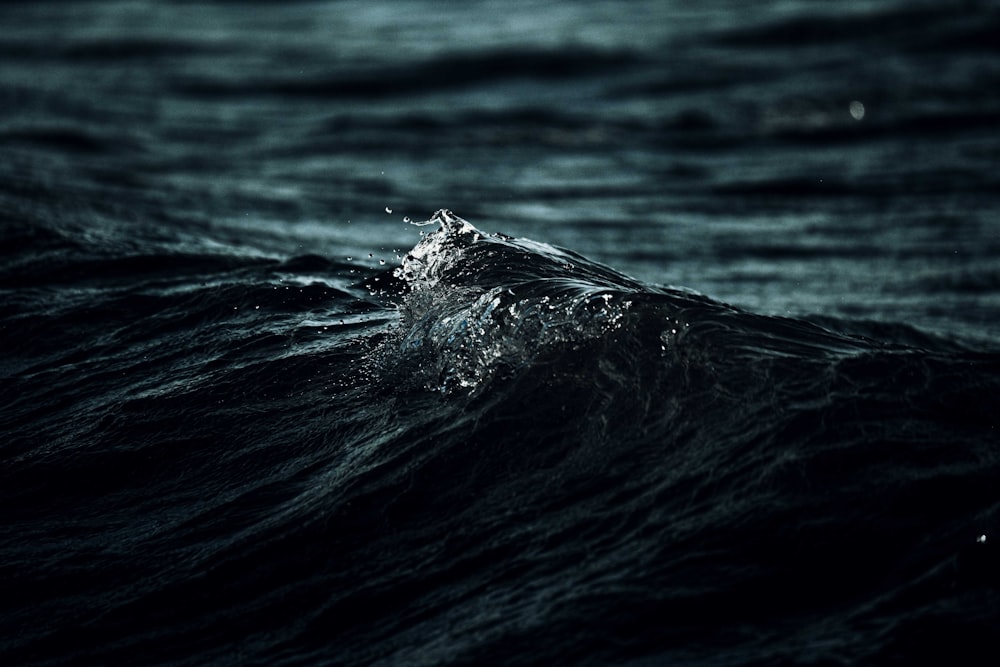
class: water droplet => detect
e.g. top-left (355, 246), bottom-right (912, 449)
top-left (978, 534), bottom-right (987, 544)
top-left (385, 206), bottom-right (393, 214)
top-left (379, 259), bottom-right (386, 265)
top-left (346, 256), bottom-right (352, 261)
top-left (849, 100), bottom-right (865, 121)
top-left (403, 216), bottom-right (410, 223)
top-left (368, 253), bottom-right (373, 258)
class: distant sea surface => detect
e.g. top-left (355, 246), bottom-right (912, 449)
top-left (2, 1), bottom-right (999, 665)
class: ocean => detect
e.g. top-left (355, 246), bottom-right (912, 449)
top-left (2, 1), bottom-right (999, 665)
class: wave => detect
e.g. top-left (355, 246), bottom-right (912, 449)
top-left (2, 209), bottom-right (999, 666)
top-left (370, 210), bottom-right (920, 395)
top-left (355, 210), bottom-right (1000, 664)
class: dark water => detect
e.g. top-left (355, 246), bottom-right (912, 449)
top-left (2, 1), bottom-right (999, 665)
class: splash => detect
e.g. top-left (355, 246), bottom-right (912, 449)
top-left (383, 210), bottom-right (688, 395)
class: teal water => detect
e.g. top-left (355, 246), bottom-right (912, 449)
top-left (2, 2), bottom-right (999, 665)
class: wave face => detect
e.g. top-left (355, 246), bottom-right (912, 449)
top-left (4, 209), bottom-right (998, 666)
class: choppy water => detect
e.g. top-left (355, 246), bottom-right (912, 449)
top-left (2, 1), bottom-right (999, 665)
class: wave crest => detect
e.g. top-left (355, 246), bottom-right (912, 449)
top-left (376, 210), bottom-right (963, 399)
top-left (382, 210), bottom-right (687, 394)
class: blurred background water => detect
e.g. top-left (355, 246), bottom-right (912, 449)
top-left (3, 0), bottom-right (998, 339)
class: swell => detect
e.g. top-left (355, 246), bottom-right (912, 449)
top-left (2, 210), bottom-right (999, 666)
top-left (374, 210), bottom-right (913, 396)
top-left (362, 212), bottom-right (1000, 664)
